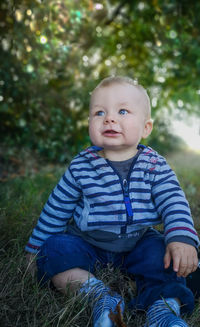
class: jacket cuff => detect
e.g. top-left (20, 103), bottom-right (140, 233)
top-left (166, 236), bottom-right (198, 250)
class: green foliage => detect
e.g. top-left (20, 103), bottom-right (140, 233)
top-left (147, 117), bottom-right (186, 156)
top-left (0, 0), bottom-right (200, 161)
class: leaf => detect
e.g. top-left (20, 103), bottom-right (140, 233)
top-left (109, 301), bottom-right (127, 327)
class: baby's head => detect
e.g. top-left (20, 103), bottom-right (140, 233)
top-left (90, 76), bottom-right (151, 120)
top-left (89, 76), bottom-right (153, 159)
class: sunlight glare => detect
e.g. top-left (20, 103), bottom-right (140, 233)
top-left (172, 117), bottom-right (200, 152)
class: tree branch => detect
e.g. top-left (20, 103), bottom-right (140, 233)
top-left (105, 0), bottom-right (130, 25)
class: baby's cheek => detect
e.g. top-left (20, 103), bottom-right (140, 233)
top-left (89, 125), bottom-right (95, 138)
top-left (90, 127), bottom-right (101, 144)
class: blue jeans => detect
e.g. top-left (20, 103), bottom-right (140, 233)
top-left (37, 228), bottom-right (194, 313)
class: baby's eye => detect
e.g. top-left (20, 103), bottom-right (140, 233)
top-left (119, 109), bottom-right (128, 115)
top-left (95, 110), bottom-right (105, 116)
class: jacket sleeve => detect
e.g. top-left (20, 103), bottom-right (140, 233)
top-left (151, 157), bottom-right (199, 248)
top-left (25, 166), bottom-right (81, 253)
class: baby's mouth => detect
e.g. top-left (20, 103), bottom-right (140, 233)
top-left (104, 130), bottom-right (118, 134)
top-left (103, 129), bottom-right (120, 136)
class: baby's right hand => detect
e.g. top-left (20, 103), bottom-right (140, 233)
top-left (26, 252), bottom-right (37, 277)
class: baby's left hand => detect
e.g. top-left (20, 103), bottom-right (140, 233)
top-left (164, 242), bottom-right (198, 277)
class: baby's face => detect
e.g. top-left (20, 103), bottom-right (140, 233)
top-left (89, 82), bottom-right (152, 159)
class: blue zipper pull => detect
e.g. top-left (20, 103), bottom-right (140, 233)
top-left (123, 179), bottom-right (133, 224)
top-left (123, 179), bottom-right (129, 195)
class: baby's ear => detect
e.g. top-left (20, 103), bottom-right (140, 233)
top-left (143, 119), bottom-right (153, 139)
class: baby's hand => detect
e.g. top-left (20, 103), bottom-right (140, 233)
top-left (26, 252), bottom-right (37, 277)
top-left (164, 242), bottom-right (198, 277)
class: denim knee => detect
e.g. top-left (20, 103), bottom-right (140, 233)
top-left (37, 233), bottom-right (97, 285)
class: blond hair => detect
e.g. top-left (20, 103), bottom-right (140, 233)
top-left (90, 76), bottom-right (151, 118)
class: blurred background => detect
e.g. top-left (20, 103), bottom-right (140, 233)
top-left (0, 0), bottom-right (200, 166)
top-left (1, 3), bottom-right (200, 325)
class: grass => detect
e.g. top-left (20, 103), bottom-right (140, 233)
top-left (167, 150), bottom-right (200, 227)
top-left (0, 150), bottom-right (200, 326)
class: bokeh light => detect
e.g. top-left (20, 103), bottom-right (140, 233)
top-left (40, 36), bottom-right (48, 44)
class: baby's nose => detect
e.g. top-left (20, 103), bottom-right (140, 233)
top-left (104, 114), bottom-right (116, 124)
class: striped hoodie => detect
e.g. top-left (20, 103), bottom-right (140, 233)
top-left (25, 145), bottom-right (199, 253)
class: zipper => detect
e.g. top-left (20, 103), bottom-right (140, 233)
top-left (106, 160), bottom-right (134, 226)
top-left (103, 148), bottom-right (144, 228)
top-left (123, 179), bottom-right (133, 224)
top-left (121, 148), bottom-right (143, 225)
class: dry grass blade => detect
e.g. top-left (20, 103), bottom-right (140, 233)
top-left (109, 301), bottom-right (127, 327)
